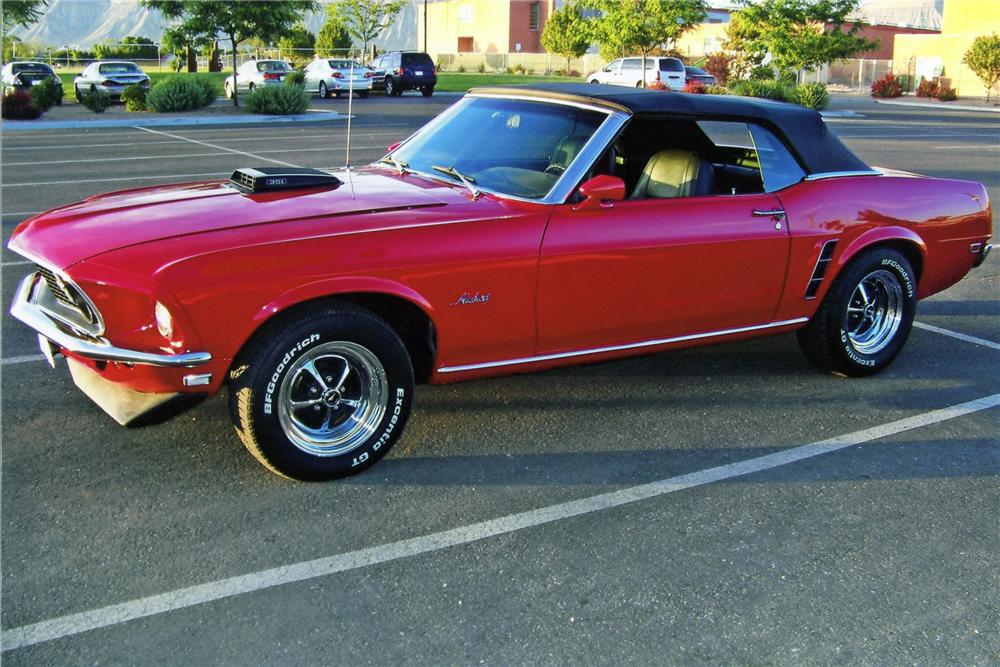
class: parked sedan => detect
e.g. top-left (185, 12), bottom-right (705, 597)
top-left (303, 58), bottom-right (372, 98)
top-left (1, 61), bottom-right (64, 104)
top-left (685, 66), bottom-right (717, 86)
top-left (8, 84), bottom-right (993, 481)
top-left (73, 61), bottom-right (149, 99)
top-left (224, 59), bottom-right (292, 98)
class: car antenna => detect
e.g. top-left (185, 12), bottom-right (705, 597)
top-left (344, 60), bottom-right (356, 197)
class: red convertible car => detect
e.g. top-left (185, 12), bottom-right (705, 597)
top-left (9, 84), bottom-right (993, 480)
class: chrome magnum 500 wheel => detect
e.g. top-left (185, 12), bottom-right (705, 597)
top-left (229, 304), bottom-right (414, 480)
top-left (797, 248), bottom-right (916, 377)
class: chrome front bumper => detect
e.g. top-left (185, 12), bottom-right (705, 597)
top-left (10, 273), bottom-right (212, 368)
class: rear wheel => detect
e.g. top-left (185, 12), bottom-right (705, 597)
top-left (318, 81), bottom-right (329, 98)
top-left (74, 85), bottom-right (82, 100)
top-left (797, 248), bottom-right (916, 377)
top-left (225, 82), bottom-right (233, 99)
top-left (248, 82), bottom-right (256, 93)
top-left (384, 76), bottom-right (397, 96)
top-left (229, 303), bottom-right (414, 480)
top-left (421, 86), bottom-right (434, 97)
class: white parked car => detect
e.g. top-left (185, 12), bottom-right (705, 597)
top-left (73, 61), bottom-right (150, 99)
top-left (303, 58), bottom-right (372, 98)
top-left (224, 60), bottom-right (293, 98)
top-left (587, 57), bottom-right (687, 90)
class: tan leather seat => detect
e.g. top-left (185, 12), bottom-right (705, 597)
top-left (630, 149), bottom-right (708, 199)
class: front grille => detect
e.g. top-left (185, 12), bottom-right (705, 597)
top-left (36, 264), bottom-right (78, 308)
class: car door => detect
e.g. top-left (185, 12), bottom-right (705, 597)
top-left (599, 59), bottom-right (621, 84)
top-left (536, 120), bottom-right (799, 354)
top-left (369, 56), bottom-right (385, 90)
top-left (620, 58), bottom-right (642, 87)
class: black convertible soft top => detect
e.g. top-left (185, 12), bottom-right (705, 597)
top-left (470, 83), bottom-right (870, 176)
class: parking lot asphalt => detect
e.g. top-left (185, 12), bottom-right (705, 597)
top-left (1, 93), bottom-right (998, 664)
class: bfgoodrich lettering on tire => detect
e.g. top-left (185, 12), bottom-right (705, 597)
top-left (228, 303), bottom-right (414, 480)
top-left (797, 248), bottom-right (916, 377)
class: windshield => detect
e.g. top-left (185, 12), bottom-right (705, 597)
top-left (390, 97), bottom-right (607, 200)
top-left (256, 61), bottom-right (289, 72)
top-left (99, 63), bottom-right (141, 74)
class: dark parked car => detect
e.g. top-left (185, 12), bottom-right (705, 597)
top-left (685, 66), bottom-right (717, 86)
top-left (1, 61), bottom-right (63, 104)
top-left (370, 51), bottom-right (436, 97)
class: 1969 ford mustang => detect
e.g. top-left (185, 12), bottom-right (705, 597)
top-left (9, 84), bottom-right (993, 480)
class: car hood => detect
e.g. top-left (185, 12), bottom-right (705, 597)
top-left (9, 169), bottom-right (455, 269)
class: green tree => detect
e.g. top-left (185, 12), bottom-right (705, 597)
top-left (94, 36), bottom-right (158, 60)
top-left (541, 2), bottom-right (591, 71)
top-left (725, 0), bottom-right (877, 82)
top-left (315, 5), bottom-right (353, 56)
top-left (142, 0), bottom-right (318, 107)
top-left (963, 33), bottom-right (1000, 102)
top-left (583, 0), bottom-right (707, 87)
top-left (336, 0), bottom-right (406, 59)
top-left (279, 23), bottom-right (315, 67)
top-left (2, 0), bottom-right (47, 39)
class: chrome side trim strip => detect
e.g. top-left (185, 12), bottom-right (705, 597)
top-left (804, 170), bottom-right (880, 181)
top-left (10, 274), bottom-right (212, 368)
top-left (438, 317), bottom-right (810, 374)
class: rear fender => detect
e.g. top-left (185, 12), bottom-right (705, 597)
top-left (835, 226), bottom-right (927, 280)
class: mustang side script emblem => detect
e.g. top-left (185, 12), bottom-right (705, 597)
top-left (450, 291), bottom-right (491, 306)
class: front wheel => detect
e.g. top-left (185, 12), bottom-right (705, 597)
top-left (384, 76), bottom-right (396, 96)
top-left (225, 82), bottom-right (233, 99)
top-left (797, 248), bottom-right (916, 377)
top-left (229, 304), bottom-right (415, 480)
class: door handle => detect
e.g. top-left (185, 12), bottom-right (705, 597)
top-left (752, 208), bottom-right (786, 219)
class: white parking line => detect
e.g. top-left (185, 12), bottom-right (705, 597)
top-left (2, 392), bottom-right (997, 651)
top-left (133, 126), bottom-right (300, 167)
top-left (0, 132), bottom-right (405, 152)
top-left (914, 321), bottom-right (1000, 351)
top-left (5, 146), bottom-right (391, 167)
top-left (1, 354), bottom-right (47, 365)
top-left (1, 261), bottom-right (34, 267)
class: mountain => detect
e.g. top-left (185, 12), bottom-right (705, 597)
top-left (11, 0), bottom-right (417, 51)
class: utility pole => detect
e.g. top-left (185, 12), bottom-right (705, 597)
top-left (423, 0), bottom-right (428, 53)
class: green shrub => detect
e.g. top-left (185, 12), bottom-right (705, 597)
top-left (80, 90), bottom-right (111, 113)
top-left (683, 80), bottom-right (708, 94)
top-left (793, 82), bottom-right (829, 110)
top-left (147, 75), bottom-right (213, 112)
top-left (29, 78), bottom-right (61, 112)
top-left (2, 90), bottom-right (42, 119)
top-left (935, 84), bottom-right (958, 101)
top-left (730, 78), bottom-right (793, 101)
top-left (870, 73), bottom-right (903, 98)
top-left (705, 84), bottom-right (729, 95)
top-left (244, 84), bottom-right (309, 115)
top-left (284, 70), bottom-right (305, 86)
top-left (121, 84), bottom-right (148, 111)
top-left (477, 62), bottom-right (486, 73)
top-left (457, 64), bottom-right (466, 73)
top-left (190, 74), bottom-right (218, 105)
top-left (749, 65), bottom-right (775, 80)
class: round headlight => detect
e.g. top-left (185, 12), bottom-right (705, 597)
top-left (154, 302), bottom-right (173, 339)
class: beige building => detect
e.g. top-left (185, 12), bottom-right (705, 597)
top-left (893, 0), bottom-right (1000, 96)
top-left (419, 0), bottom-right (555, 55)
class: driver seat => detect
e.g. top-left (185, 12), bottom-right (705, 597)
top-left (546, 135), bottom-right (590, 173)
top-left (630, 149), bottom-right (713, 199)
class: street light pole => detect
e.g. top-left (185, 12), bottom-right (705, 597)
top-left (423, 0), bottom-right (428, 53)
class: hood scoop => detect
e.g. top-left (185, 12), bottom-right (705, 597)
top-left (230, 167), bottom-right (342, 194)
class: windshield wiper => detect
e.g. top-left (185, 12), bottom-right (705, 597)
top-left (378, 155), bottom-right (408, 175)
top-left (431, 165), bottom-right (480, 199)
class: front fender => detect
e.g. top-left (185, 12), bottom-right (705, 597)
top-left (253, 275), bottom-right (436, 327)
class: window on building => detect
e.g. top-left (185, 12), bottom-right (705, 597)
top-left (529, 2), bottom-right (540, 31)
top-left (458, 37), bottom-right (474, 53)
top-left (459, 3), bottom-right (473, 22)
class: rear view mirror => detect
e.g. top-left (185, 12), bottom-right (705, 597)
top-left (575, 175), bottom-right (626, 210)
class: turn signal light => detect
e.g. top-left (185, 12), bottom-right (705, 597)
top-left (332, 71), bottom-right (343, 79)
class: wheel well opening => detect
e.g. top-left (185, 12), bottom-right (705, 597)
top-left (235, 293), bottom-right (437, 385)
top-left (875, 240), bottom-right (924, 281)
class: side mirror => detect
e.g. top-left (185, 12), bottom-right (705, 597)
top-left (574, 175), bottom-right (626, 210)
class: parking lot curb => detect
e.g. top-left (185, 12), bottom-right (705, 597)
top-left (1, 111), bottom-right (345, 131)
top-left (873, 99), bottom-right (1000, 113)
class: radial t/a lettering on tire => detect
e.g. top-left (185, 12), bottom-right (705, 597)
top-left (797, 248), bottom-right (916, 377)
top-left (228, 303), bottom-right (414, 480)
